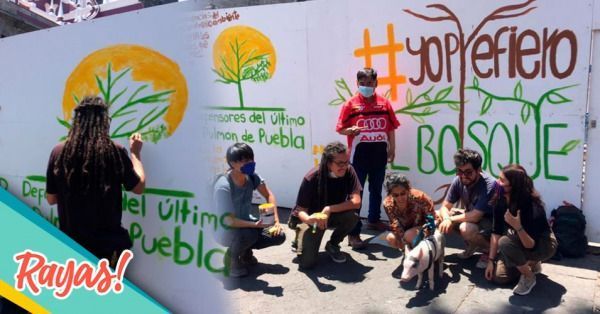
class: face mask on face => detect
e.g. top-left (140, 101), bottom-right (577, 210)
top-left (241, 161), bottom-right (256, 175)
top-left (329, 171), bottom-right (339, 179)
top-left (358, 85), bottom-right (375, 98)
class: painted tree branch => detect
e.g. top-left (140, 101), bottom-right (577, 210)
top-left (466, 0), bottom-right (536, 47)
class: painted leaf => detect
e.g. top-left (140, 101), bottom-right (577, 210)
top-left (423, 94), bottom-right (431, 102)
top-left (560, 139), bottom-right (581, 154)
top-left (424, 107), bottom-right (432, 113)
top-left (473, 76), bottom-right (479, 88)
top-left (547, 91), bottom-right (571, 104)
top-left (335, 79), bottom-right (346, 90)
top-left (520, 103), bottom-right (532, 124)
top-left (56, 117), bottom-right (71, 129)
top-left (384, 89), bottom-right (392, 99)
top-left (411, 115), bottom-right (425, 124)
top-left (328, 98), bottom-right (344, 106)
top-left (406, 88), bottom-right (413, 105)
top-left (448, 103), bottom-right (460, 111)
top-left (480, 97), bottom-right (492, 115)
top-left (435, 86), bottom-right (453, 101)
top-left (514, 81), bottom-right (523, 99)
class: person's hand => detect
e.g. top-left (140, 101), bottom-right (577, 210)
top-left (268, 222), bottom-right (283, 236)
top-left (321, 206), bottom-right (332, 217)
top-left (387, 149), bottom-right (395, 163)
top-left (438, 218), bottom-right (452, 234)
top-left (347, 125), bottom-right (363, 136)
top-left (129, 132), bottom-right (143, 155)
top-left (311, 213), bottom-right (328, 230)
top-left (383, 196), bottom-right (395, 210)
top-left (504, 209), bottom-right (522, 230)
top-left (485, 260), bottom-right (494, 281)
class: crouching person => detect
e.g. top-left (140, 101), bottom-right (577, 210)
top-left (214, 143), bottom-right (286, 278)
top-left (295, 142), bottom-right (362, 269)
top-left (484, 164), bottom-right (557, 295)
top-left (383, 173), bottom-right (436, 252)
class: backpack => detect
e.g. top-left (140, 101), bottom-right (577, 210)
top-left (550, 205), bottom-right (588, 258)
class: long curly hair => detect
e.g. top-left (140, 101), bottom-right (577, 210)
top-left (53, 96), bottom-right (125, 194)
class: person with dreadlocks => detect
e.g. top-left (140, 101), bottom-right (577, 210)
top-left (293, 141), bottom-right (362, 269)
top-left (45, 96), bottom-right (145, 267)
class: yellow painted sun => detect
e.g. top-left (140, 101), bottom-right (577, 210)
top-left (212, 25), bottom-right (276, 80)
top-left (62, 44), bottom-right (188, 135)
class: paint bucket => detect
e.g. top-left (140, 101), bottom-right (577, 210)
top-left (258, 203), bottom-right (275, 225)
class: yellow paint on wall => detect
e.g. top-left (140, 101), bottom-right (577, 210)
top-left (212, 25), bottom-right (276, 80)
top-left (62, 44), bottom-right (188, 135)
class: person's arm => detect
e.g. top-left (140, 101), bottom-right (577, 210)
top-left (387, 130), bottom-right (396, 163)
top-left (383, 196), bottom-right (405, 239)
top-left (485, 233), bottom-right (500, 280)
top-left (214, 178), bottom-right (264, 229)
top-left (322, 192), bottom-right (361, 216)
top-left (438, 200), bottom-right (454, 233)
top-left (46, 194), bottom-right (57, 205)
top-left (336, 101), bottom-right (362, 136)
top-left (505, 210), bottom-right (536, 249)
top-left (129, 133), bottom-right (146, 194)
top-left (447, 209), bottom-right (484, 224)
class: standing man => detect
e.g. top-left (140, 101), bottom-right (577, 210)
top-left (294, 142), bottom-right (362, 269)
top-left (336, 67), bottom-right (400, 249)
top-left (46, 96), bottom-right (146, 268)
top-left (438, 148), bottom-right (496, 268)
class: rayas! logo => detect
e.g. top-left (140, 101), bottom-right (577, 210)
top-left (13, 250), bottom-right (133, 299)
top-left (356, 118), bottom-right (387, 131)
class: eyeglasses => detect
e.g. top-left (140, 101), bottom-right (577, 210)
top-left (331, 160), bottom-right (350, 167)
top-left (456, 168), bottom-right (475, 177)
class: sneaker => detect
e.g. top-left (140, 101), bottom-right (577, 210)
top-left (347, 235), bottom-right (368, 250)
top-left (531, 261), bottom-right (542, 274)
top-left (475, 255), bottom-right (489, 269)
top-left (513, 274), bottom-right (536, 295)
top-left (325, 242), bottom-right (347, 263)
top-left (366, 220), bottom-right (389, 231)
top-left (240, 250), bottom-right (258, 266)
top-left (457, 243), bottom-right (478, 259)
top-left (291, 240), bottom-right (298, 253)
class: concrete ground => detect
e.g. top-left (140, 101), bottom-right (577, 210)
top-left (220, 209), bottom-right (600, 313)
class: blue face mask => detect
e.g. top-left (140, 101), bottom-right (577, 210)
top-left (241, 161), bottom-right (256, 175)
top-left (358, 85), bottom-right (375, 98)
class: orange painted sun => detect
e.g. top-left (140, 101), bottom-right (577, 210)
top-left (62, 44), bottom-right (188, 135)
top-left (212, 25), bottom-right (276, 80)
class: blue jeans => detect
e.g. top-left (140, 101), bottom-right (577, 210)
top-left (348, 142), bottom-right (387, 236)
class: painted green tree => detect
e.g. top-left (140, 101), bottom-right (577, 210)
top-left (212, 37), bottom-right (272, 108)
top-left (57, 63), bottom-right (174, 143)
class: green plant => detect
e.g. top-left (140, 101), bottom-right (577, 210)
top-left (212, 37), bottom-right (272, 108)
top-left (58, 63), bottom-right (174, 143)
